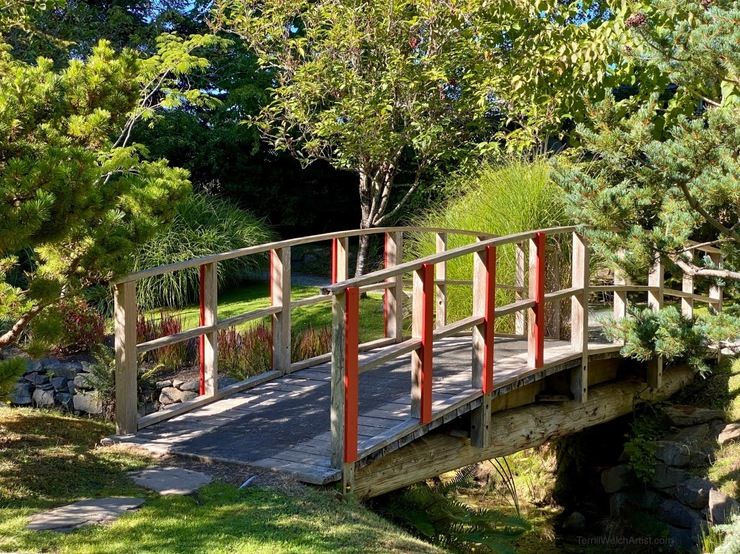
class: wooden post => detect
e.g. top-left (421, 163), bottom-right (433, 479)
top-left (681, 249), bottom-right (694, 319)
top-left (613, 250), bottom-right (630, 346)
top-left (515, 242), bottom-right (526, 336)
top-left (570, 233), bottom-right (589, 403)
top-left (471, 245), bottom-right (495, 448)
top-left (708, 252), bottom-right (723, 313)
top-left (343, 287), bottom-right (360, 465)
top-left (114, 281), bottom-right (138, 435)
top-left (331, 292), bottom-right (346, 469)
top-left (647, 254), bottom-right (664, 389)
top-left (528, 232), bottom-right (546, 369)
top-left (331, 237), bottom-right (349, 284)
top-left (199, 262), bottom-right (218, 396)
top-left (435, 232), bottom-right (448, 329)
top-left (384, 231), bottom-right (404, 342)
top-left (411, 263), bottom-right (434, 424)
top-left (271, 247), bottom-right (291, 373)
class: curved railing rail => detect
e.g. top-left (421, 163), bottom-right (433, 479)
top-left (113, 224), bottom-right (725, 462)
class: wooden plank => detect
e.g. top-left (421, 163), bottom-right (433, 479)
top-left (271, 247), bottom-right (291, 372)
top-left (681, 248), bottom-right (694, 318)
top-left (217, 306), bottom-right (281, 330)
top-left (114, 281), bottom-right (138, 435)
top-left (544, 286), bottom-right (580, 302)
top-left (344, 287), bottom-right (360, 464)
top-left (435, 232), bottom-right (448, 328)
top-left (249, 457), bottom-right (340, 485)
top-left (331, 237), bottom-right (349, 283)
top-left (201, 261), bottom-right (218, 396)
top-left (515, 242), bottom-right (526, 335)
top-left (528, 232), bottom-right (545, 368)
top-left (647, 254), bottom-right (664, 389)
top-left (471, 245), bottom-right (495, 448)
top-left (137, 323), bottom-right (217, 355)
top-left (411, 264), bottom-right (434, 424)
top-left (331, 292), bottom-right (346, 469)
top-left (290, 294), bottom-right (330, 309)
top-left (570, 232), bottom-right (589, 403)
top-left (432, 315), bottom-right (483, 340)
top-left (359, 338), bottom-right (422, 373)
top-left (384, 231), bottom-right (404, 342)
top-left (708, 251), bottom-right (723, 312)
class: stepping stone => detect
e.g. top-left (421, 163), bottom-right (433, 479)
top-left (128, 466), bottom-right (212, 495)
top-left (27, 497), bottom-right (145, 532)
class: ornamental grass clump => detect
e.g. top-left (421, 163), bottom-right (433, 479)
top-left (218, 325), bottom-right (272, 380)
top-left (136, 313), bottom-right (191, 369)
top-left (292, 326), bottom-right (332, 362)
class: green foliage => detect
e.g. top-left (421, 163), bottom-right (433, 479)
top-left (410, 159), bottom-right (567, 323)
top-left (709, 513), bottom-right (740, 554)
top-left (0, 357), bottom-right (26, 401)
top-left (134, 193), bottom-right (273, 309)
top-left (86, 346), bottom-right (116, 419)
top-left (378, 466), bottom-right (529, 553)
top-left (623, 406), bottom-right (665, 482)
top-left (605, 306), bottom-right (710, 374)
top-left (553, 0), bottom-right (739, 284)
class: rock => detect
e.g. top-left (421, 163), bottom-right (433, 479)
top-left (50, 376), bottom-right (68, 392)
top-left (675, 477), bottom-right (713, 509)
top-left (32, 387), bottom-right (56, 408)
top-left (73, 392), bottom-right (102, 414)
top-left (651, 464), bottom-right (691, 489)
top-left (24, 372), bottom-right (49, 386)
top-left (67, 380), bottom-right (76, 394)
top-left (654, 440), bottom-right (691, 467)
top-left (668, 423), bottom-right (713, 446)
top-left (609, 492), bottom-right (629, 517)
top-left (100, 437), bottom-right (115, 447)
top-left (9, 382), bottom-right (32, 405)
top-left (563, 511), bottom-right (586, 531)
top-left (667, 525), bottom-right (697, 551)
top-left (26, 497), bottom-right (145, 532)
top-left (74, 372), bottom-right (94, 390)
top-left (718, 423), bottom-right (740, 446)
top-left (179, 379), bottom-right (200, 392)
top-left (128, 467), bottom-right (212, 495)
top-left (665, 405), bottom-right (725, 427)
top-left (218, 376), bottom-right (238, 388)
top-left (601, 465), bottom-right (633, 494)
top-left (708, 489), bottom-right (740, 525)
top-left (155, 379), bottom-right (172, 389)
top-left (656, 498), bottom-right (702, 530)
top-left (24, 359), bottom-right (42, 374)
top-left (630, 489), bottom-right (663, 511)
top-left (55, 392), bottom-right (73, 410)
top-left (159, 387), bottom-right (197, 405)
top-left (43, 359), bottom-right (81, 379)
top-left (172, 378), bottom-right (184, 389)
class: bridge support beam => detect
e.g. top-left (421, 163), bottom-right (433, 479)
top-left (352, 365), bottom-right (694, 499)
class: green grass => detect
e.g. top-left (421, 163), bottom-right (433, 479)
top-left (149, 281), bottom-right (388, 344)
top-left (0, 406), bottom-right (440, 553)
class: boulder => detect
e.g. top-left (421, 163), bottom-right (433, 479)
top-left (609, 492), bottom-right (629, 517)
top-left (24, 359), bottom-right (42, 374)
top-left (675, 477), bottom-right (713, 509)
top-left (155, 380), bottom-right (172, 389)
top-left (32, 387), bottom-right (56, 408)
top-left (651, 464), bottom-right (691, 489)
top-left (667, 525), bottom-right (697, 552)
top-left (24, 372), bottom-right (49, 386)
top-left (665, 405), bottom-right (725, 427)
top-left (50, 376), bottom-right (68, 392)
top-left (601, 465), bottom-right (633, 494)
top-left (159, 387), bottom-right (197, 405)
top-left (73, 372), bottom-right (94, 390)
top-left (172, 378), bottom-right (184, 389)
top-left (708, 489), bottom-right (740, 525)
top-left (55, 392), bottom-right (73, 410)
top-left (654, 440), bottom-right (691, 467)
top-left (9, 382), bottom-right (32, 405)
top-left (67, 380), bottom-right (76, 394)
top-left (656, 498), bottom-right (703, 530)
top-left (43, 359), bottom-right (81, 379)
top-left (73, 392), bottom-right (102, 415)
top-left (562, 511), bottom-right (586, 531)
top-left (178, 379), bottom-right (200, 392)
top-left (717, 423), bottom-right (740, 446)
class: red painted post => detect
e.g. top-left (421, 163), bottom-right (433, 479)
top-left (344, 286), bottom-right (360, 463)
top-left (383, 234), bottom-right (389, 337)
top-left (412, 263), bottom-right (434, 425)
top-left (331, 238), bottom-right (339, 284)
top-left (483, 246), bottom-right (496, 394)
top-left (531, 232), bottom-right (546, 369)
top-left (268, 252), bottom-right (274, 369)
top-left (198, 264), bottom-right (206, 396)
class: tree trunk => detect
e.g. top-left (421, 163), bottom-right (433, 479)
top-left (0, 303), bottom-right (45, 349)
top-left (355, 169), bottom-right (374, 277)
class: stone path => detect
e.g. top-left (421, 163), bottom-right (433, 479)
top-left (26, 497), bottom-right (145, 532)
top-left (128, 466), bottom-right (212, 495)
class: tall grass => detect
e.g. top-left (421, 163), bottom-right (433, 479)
top-left (133, 193), bottom-right (273, 309)
top-left (409, 159), bottom-right (568, 325)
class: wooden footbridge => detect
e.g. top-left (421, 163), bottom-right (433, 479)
top-left (112, 226), bottom-right (724, 496)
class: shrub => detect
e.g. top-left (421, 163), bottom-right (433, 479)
top-left (133, 193), bottom-right (273, 310)
top-left (292, 326), bottom-right (332, 361)
top-left (218, 325), bottom-right (272, 380)
top-left (55, 298), bottom-right (106, 354)
top-left (0, 357), bottom-right (26, 401)
top-left (137, 313), bottom-right (191, 370)
top-left (410, 159), bottom-right (568, 325)
top-left (85, 346), bottom-right (116, 420)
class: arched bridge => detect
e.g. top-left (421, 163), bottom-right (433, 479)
top-left (112, 226), bottom-right (725, 496)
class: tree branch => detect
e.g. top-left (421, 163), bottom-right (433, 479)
top-left (673, 257), bottom-right (740, 281)
top-left (676, 180), bottom-right (740, 243)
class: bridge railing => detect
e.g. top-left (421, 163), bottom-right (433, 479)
top-left (321, 228), bottom-right (726, 469)
top-left (112, 224), bottom-right (725, 448)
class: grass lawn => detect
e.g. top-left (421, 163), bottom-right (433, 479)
top-left (147, 282), bottom-right (389, 344)
top-left (0, 406), bottom-right (439, 553)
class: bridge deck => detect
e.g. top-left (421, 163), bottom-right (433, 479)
top-left (121, 336), bottom-right (617, 484)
